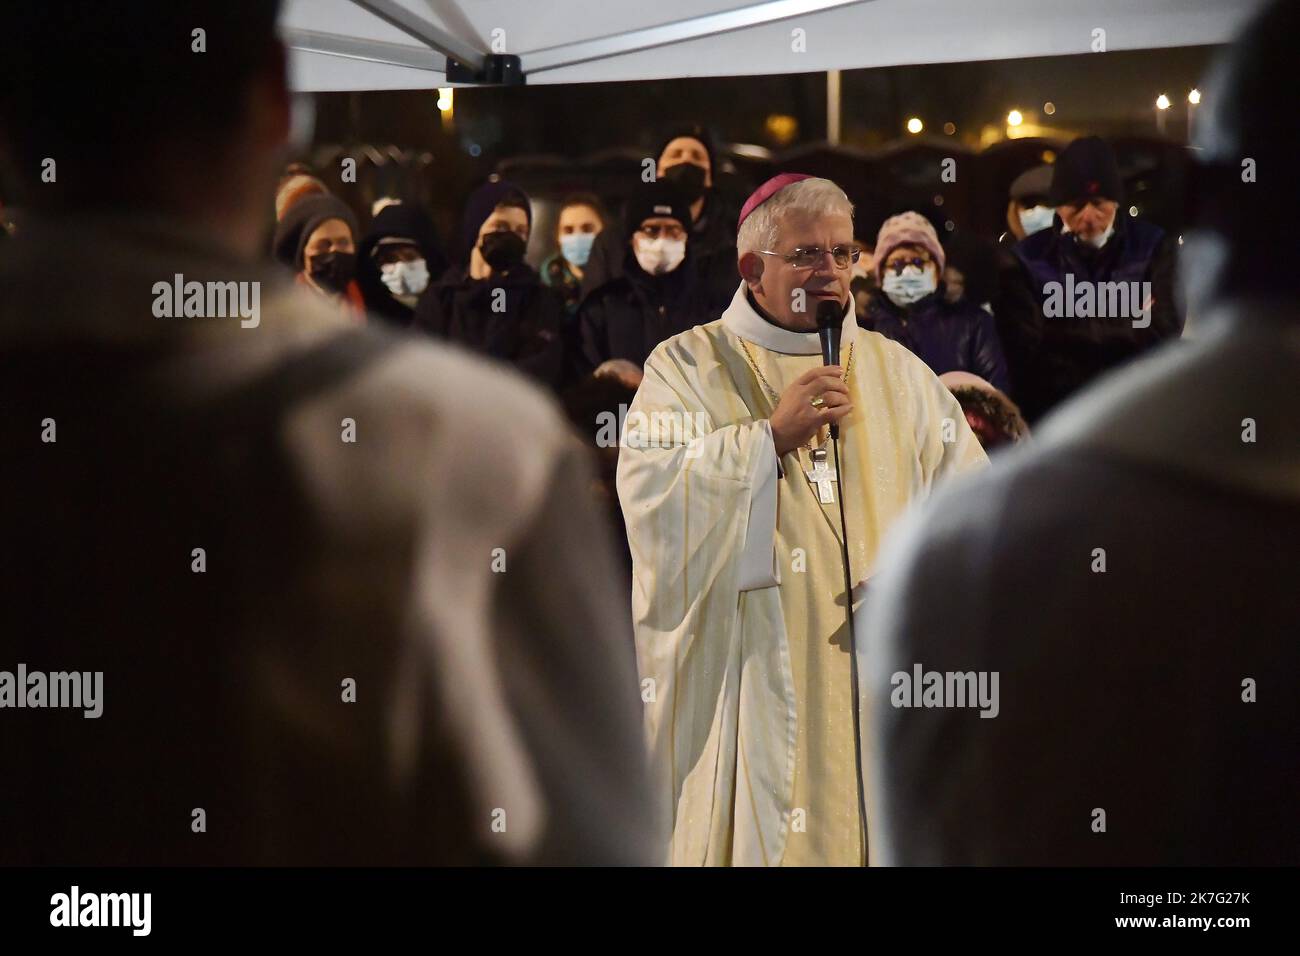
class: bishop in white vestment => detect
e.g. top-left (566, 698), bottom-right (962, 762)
top-left (617, 175), bottom-right (987, 866)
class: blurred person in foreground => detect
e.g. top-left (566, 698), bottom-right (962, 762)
top-left (618, 173), bottom-right (986, 866)
top-left (863, 0), bottom-right (1299, 866)
top-left (0, 0), bottom-right (653, 866)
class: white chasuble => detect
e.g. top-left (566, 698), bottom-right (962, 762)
top-left (617, 283), bottom-right (987, 865)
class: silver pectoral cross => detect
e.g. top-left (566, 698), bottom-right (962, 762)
top-left (804, 448), bottom-right (838, 504)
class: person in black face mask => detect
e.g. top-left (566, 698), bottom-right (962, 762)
top-left (272, 193), bottom-right (366, 323)
top-left (413, 179), bottom-right (565, 390)
top-left (580, 124), bottom-right (740, 307)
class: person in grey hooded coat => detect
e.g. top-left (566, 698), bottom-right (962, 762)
top-left (861, 0), bottom-right (1300, 866)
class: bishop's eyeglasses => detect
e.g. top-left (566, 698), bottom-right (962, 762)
top-left (758, 244), bottom-right (861, 270)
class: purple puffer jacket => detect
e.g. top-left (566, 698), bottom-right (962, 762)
top-left (864, 289), bottom-right (1010, 394)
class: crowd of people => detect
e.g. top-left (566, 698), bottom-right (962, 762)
top-left (263, 125), bottom-right (1185, 457)
top-left (2, 0), bottom-right (1292, 869)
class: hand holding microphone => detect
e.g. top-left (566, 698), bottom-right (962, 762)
top-left (816, 298), bottom-right (847, 438)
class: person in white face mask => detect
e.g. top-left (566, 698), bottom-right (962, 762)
top-left (996, 135), bottom-right (1184, 422)
top-left (1000, 164), bottom-right (1055, 247)
top-left (355, 200), bottom-right (447, 329)
top-left (632, 224), bottom-right (687, 276)
top-left (866, 211), bottom-right (1009, 393)
top-left (578, 181), bottom-right (727, 373)
top-left (376, 243), bottom-right (430, 304)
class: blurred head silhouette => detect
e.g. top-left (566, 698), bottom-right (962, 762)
top-left (1180, 0), bottom-right (1296, 320)
top-left (0, 1), bottom-right (288, 259)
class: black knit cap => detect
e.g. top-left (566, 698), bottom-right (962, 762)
top-left (362, 202), bottom-right (443, 264)
top-left (1048, 136), bottom-right (1123, 205)
top-left (272, 193), bottom-right (359, 270)
top-left (655, 123), bottom-right (716, 173)
top-left (458, 178), bottom-right (531, 263)
top-left (622, 181), bottom-right (694, 242)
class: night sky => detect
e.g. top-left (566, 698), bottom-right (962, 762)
top-left (307, 44), bottom-right (1219, 244)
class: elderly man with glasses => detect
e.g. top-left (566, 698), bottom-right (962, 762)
top-left (617, 174), bottom-right (987, 866)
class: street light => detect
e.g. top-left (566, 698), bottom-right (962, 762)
top-left (1155, 93), bottom-right (1170, 136)
top-left (1187, 88), bottom-right (1201, 142)
top-left (437, 87), bottom-right (454, 131)
top-left (906, 117), bottom-right (923, 134)
top-left (1007, 109), bottom-right (1023, 127)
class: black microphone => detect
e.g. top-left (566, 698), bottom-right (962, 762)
top-left (815, 298), bottom-right (845, 437)
top-left (815, 298), bottom-right (843, 368)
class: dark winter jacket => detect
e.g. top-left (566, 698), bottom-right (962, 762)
top-left (996, 214), bottom-right (1182, 422)
top-left (865, 289), bottom-right (1010, 394)
top-left (577, 247), bottom-right (728, 373)
top-left (414, 263), bottom-right (565, 390)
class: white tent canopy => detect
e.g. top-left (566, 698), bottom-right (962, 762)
top-left (284, 0), bottom-right (1263, 92)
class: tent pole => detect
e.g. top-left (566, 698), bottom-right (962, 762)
top-left (284, 29), bottom-right (445, 73)
top-left (350, 0), bottom-right (485, 73)
top-left (523, 0), bottom-right (873, 76)
top-left (827, 69), bottom-right (842, 145)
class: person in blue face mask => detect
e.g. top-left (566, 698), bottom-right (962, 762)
top-left (542, 193), bottom-right (606, 317)
top-left (865, 212), bottom-right (1009, 393)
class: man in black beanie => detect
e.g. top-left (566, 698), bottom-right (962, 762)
top-left (577, 181), bottom-right (728, 374)
top-left (996, 135), bottom-right (1183, 422)
top-left (864, 0), bottom-right (1299, 866)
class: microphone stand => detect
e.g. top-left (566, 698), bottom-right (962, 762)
top-left (830, 420), bottom-right (868, 867)
top-left (819, 299), bottom-right (868, 868)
